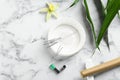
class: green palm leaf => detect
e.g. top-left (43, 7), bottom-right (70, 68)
top-left (97, 0), bottom-right (120, 47)
top-left (100, 0), bottom-right (110, 50)
top-left (118, 10), bottom-right (120, 18)
top-left (68, 0), bottom-right (80, 8)
top-left (83, 0), bottom-right (98, 49)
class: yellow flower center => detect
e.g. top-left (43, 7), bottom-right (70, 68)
top-left (49, 4), bottom-right (55, 12)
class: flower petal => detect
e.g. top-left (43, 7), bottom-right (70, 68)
top-left (52, 12), bottom-right (58, 18)
top-left (54, 4), bottom-right (59, 10)
top-left (47, 2), bottom-right (58, 11)
top-left (46, 12), bottom-right (51, 21)
top-left (40, 8), bottom-right (48, 13)
top-left (47, 2), bottom-right (50, 7)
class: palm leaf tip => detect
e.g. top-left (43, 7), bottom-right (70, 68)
top-left (83, 0), bottom-right (98, 49)
top-left (68, 0), bottom-right (80, 9)
top-left (100, 0), bottom-right (110, 50)
top-left (97, 0), bottom-right (120, 46)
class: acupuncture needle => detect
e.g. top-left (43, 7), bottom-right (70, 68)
top-left (44, 31), bottom-right (77, 48)
top-left (47, 31), bottom-right (77, 43)
top-left (55, 45), bottom-right (63, 58)
top-left (57, 45), bottom-right (63, 54)
top-left (61, 31), bottom-right (77, 41)
top-left (44, 37), bottom-right (61, 45)
top-left (47, 41), bottom-right (58, 48)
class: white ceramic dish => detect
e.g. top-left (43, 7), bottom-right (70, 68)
top-left (47, 18), bottom-right (86, 60)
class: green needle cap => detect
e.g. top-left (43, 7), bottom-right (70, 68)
top-left (49, 64), bottom-right (56, 70)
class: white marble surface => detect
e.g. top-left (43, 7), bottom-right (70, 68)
top-left (0, 0), bottom-right (120, 80)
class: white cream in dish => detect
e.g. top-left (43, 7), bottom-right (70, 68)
top-left (47, 18), bottom-right (86, 60)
